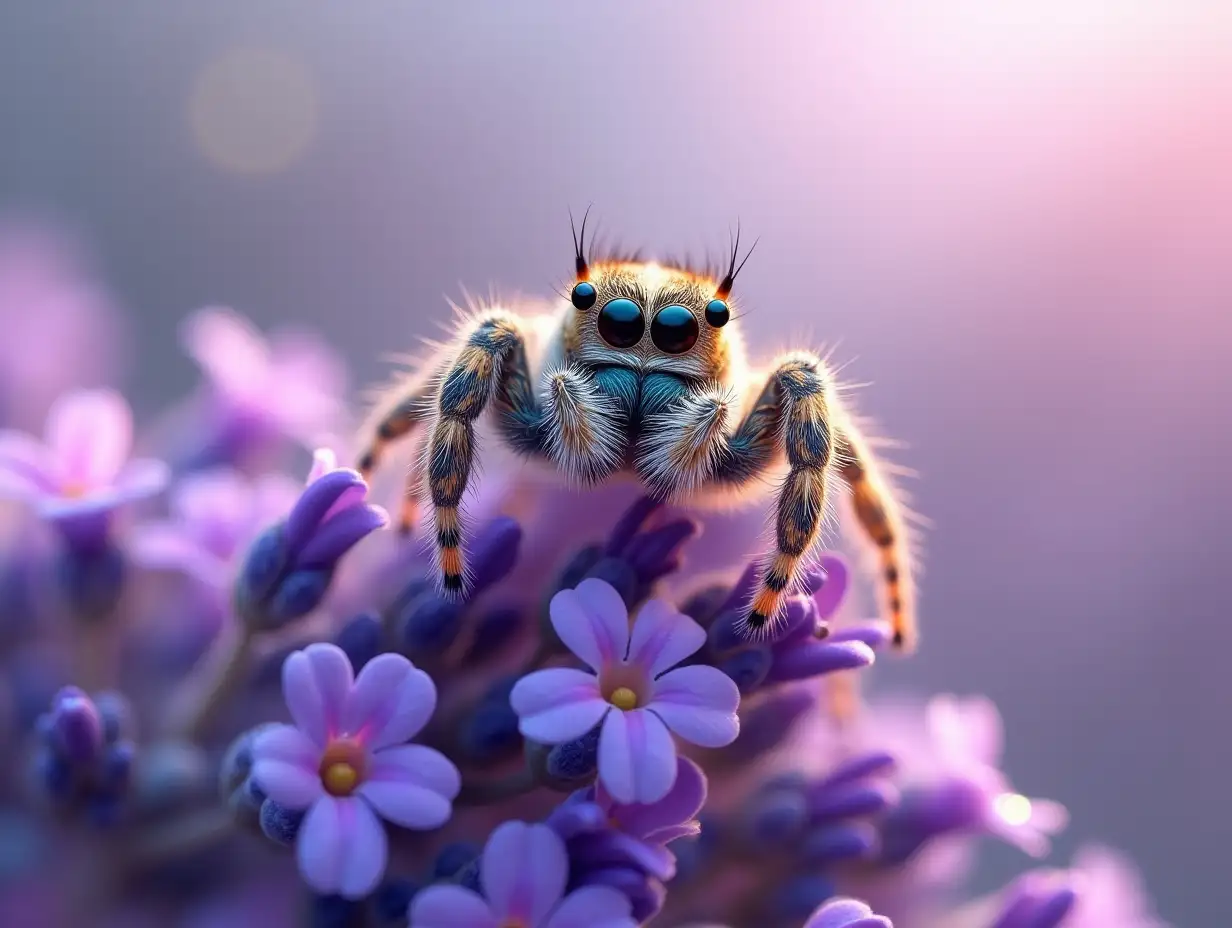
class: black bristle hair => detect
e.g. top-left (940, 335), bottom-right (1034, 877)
top-left (715, 222), bottom-right (759, 299)
top-left (570, 205), bottom-right (592, 280)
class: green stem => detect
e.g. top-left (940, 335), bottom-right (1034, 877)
top-left (168, 625), bottom-right (256, 741)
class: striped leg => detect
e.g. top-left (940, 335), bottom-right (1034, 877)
top-left (425, 312), bottom-right (541, 595)
top-left (835, 420), bottom-right (916, 650)
top-left (358, 373), bottom-right (439, 532)
top-left (712, 354), bottom-right (836, 633)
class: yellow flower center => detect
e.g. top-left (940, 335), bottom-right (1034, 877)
top-left (608, 686), bottom-right (639, 711)
top-left (318, 738), bottom-right (367, 797)
top-left (499, 920), bottom-right (526, 928)
top-left (323, 762), bottom-right (359, 796)
top-left (61, 481), bottom-right (89, 499)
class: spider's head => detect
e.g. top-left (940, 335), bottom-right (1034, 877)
top-left (562, 212), bottom-right (754, 382)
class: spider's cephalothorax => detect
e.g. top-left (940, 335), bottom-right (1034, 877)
top-left (358, 216), bottom-right (917, 649)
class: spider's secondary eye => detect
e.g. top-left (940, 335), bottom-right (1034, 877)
top-left (571, 281), bottom-right (597, 310)
top-left (705, 299), bottom-right (730, 328)
top-left (651, 304), bottom-right (699, 355)
top-left (597, 298), bottom-right (645, 349)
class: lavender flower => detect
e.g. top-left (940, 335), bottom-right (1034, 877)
top-left (180, 307), bottom-right (346, 466)
top-left (250, 643), bottom-right (460, 898)
top-left (131, 468), bottom-right (300, 589)
top-left (32, 686), bottom-right (135, 825)
top-left (234, 449), bottom-right (387, 631)
top-left (0, 389), bottom-right (167, 548)
top-left (805, 898), bottom-right (893, 928)
top-left (547, 757), bottom-right (708, 921)
top-left (512, 579), bottom-right (740, 803)
top-left (409, 821), bottom-right (637, 928)
top-left (876, 696), bottom-right (1068, 863)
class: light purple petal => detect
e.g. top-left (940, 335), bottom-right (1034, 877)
top-left (282, 643), bottom-right (355, 747)
top-left (251, 724), bottom-right (323, 809)
top-left (0, 430), bottom-right (58, 496)
top-left (359, 744), bottom-right (459, 829)
top-left (296, 796), bottom-right (388, 899)
top-left (128, 523), bottom-right (207, 571)
top-left (409, 885), bottom-right (497, 928)
top-left (544, 885), bottom-right (635, 928)
top-left (182, 307), bottom-right (271, 397)
top-left (510, 668), bottom-right (608, 744)
top-left (481, 822), bottom-right (568, 925)
top-left (114, 456), bottom-right (169, 494)
top-left (607, 756), bottom-right (707, 841)
top-left (627, 598), bottom-right (706, 677)
top-left (44, 389), bottom-right (132, 487)
top-left (928, 694), bottom-right (1005, 768)
top-left (340, 652), bottom-right (437, 750)
top-left (805, 897), bottom-right (891, 928)
top-left (549, 579), bottom-right (630, 671)
top-left (599, 708), bottom-right (678, 805)
top-left (647, 665), bottom-right (740, 748)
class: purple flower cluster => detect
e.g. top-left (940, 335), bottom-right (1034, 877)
top-left (0, 245), bottom-right (1171, 928)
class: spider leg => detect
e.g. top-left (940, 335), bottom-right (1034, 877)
top-left (711, 353), bottom-right (836, 633)
top-left (424, 311), bottom-right (542, 595)
top-left (358, 369), bottom-right (440, 532)
top-left (835, 418), bottom-right (917, 650)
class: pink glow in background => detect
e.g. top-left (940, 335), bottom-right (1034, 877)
top-left (1, 2), bottom-right (1229, 922)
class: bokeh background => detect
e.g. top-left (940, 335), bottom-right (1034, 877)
top-left (1, 2), bottom-right (1228, 923)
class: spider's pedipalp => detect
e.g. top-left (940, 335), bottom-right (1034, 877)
top-left (635, 383), bottom-right (735, 499)
top-left (541, 365), bottom-right (626, 484)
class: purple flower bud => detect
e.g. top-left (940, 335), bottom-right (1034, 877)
top-left (49, 688), bottom-right (104, 764)
top-left (466, 516), bottom-right (522, 595)
top-left (766, 639), bottom-right (875, 684)
top-left (800, 823), bottom-right (877, 865)
top-left (717, 645), bottom-right (773, 693)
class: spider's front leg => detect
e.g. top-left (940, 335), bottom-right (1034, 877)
top-left (424, 311), bottom-right (543, 594)
top-left (712, 353), bottom-right (837, 633)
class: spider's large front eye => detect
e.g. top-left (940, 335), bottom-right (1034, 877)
top-left (571, 281), bottom-right (597, 310)
top-left (651, 304), bottom-right (699, 354)
top-left (597, 298), bottom-right (645, 348)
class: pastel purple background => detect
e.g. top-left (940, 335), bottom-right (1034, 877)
top-left (1, 2), bottom-right (1227, 924)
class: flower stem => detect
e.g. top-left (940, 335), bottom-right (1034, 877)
top-left (457, 765), bottom-right (538, 805)
top-left (167, 624), bottom-right (256, 741)
top-left (123, 806), bottom-right (237, 869)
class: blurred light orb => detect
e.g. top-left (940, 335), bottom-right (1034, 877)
top-left (994, 792), bottom-right (1034, 827)
top-left (189, 47), bottom-right (318, 175)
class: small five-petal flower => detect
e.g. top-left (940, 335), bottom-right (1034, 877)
top-left (512, 579), bottom-right (740, 804)
top-left (250, 643), bottom-right (460, 898)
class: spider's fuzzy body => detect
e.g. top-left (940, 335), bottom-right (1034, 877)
top-left (358, 227), bottom-right (916, 648)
